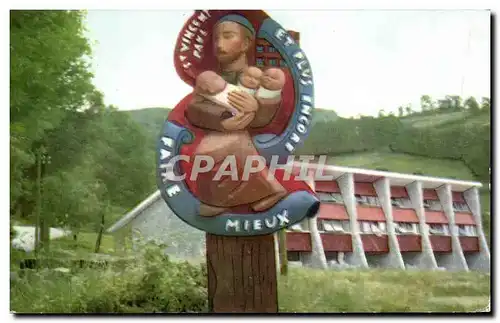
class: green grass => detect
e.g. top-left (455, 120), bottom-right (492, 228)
top-left (47, 232), bottom-right (117, 257)
top-left (278, 268), bottom-right (490, 313)
top-left (325, 150), bottom-right (476, 181)
top-left (10, 262), bottom-right (490, 313)
top-left (400, 111), bottom-right (469, 128)
top-left (10, 232), bottom-right (118, 271)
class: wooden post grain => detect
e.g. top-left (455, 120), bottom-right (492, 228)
top-left (206, 234), bottom-right (278, 313)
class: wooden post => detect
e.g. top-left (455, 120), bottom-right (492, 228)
top-left (278, 229), bottom-right (288, 275)
top-left (206, 234), bottom-right (278, 313)
top-left (34, 148), bottom-right (42, 260)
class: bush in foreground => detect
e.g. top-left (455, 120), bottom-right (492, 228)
top-left (11, 245), bottom-right (207, 313)
top-left (11, 251), bottom-right (490, 313)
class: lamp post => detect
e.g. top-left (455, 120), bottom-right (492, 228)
top-left (34, 146), bottom-right (51, 259)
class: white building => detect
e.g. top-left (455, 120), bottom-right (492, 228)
top-left (107, 163), bottom-right (490, 272)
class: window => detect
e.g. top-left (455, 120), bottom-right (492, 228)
top-left (318, 192), bottom-right (335, 202)
top-left (453, 201), bottom-right (470, 212)
top-left (318, 192), bottom-right (344, 204)
top-left (287, 251), bottom-right (300, 262)
top-left (423, 199), bottom-right (442, 211)
top-left (268, 46), bottom-right (277, 53)
top-left (289, 223), bottom-right (303, 232)
top-left (356, 195), bottom-right (380, 207)
top-left (428, 224), bottom-right (448, 235)
top-left (256, 46), bottom-right (264, 53)
top-left (457, 225), bottom-right (477, 236)
top-left (256, 58), bottom-right (265, 67)
top-left (323, 220), bottom-right (344, 233)
top-left (359, 221), bottom-right (385, 234)
top-left (324, 251), bottom-right (338, 261)
top-left (331, 193), bottom-right (344, 204)
top-left (269, 59), bottom-right (278, 66)
top-left (318, 220), bottom-right (349, 233)
top-left (391, 197), bottom-right (413, 209)
top-left (325, 252), bottom-right (346, 266)
top-left (279, 60), bottom-right (287, 67)
top-left (395, 222), bottom-right (418, 234)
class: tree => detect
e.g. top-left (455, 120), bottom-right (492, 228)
top-left (449, 95), bottom-right (463, 111)
top-left (438, 97), bottom-right (452, 111)
top-left (10, 10), bottom-right (96, 217)
top-left (398, 106), bottom-right (404, 117)
top-left (481, 97), bottom-right (491, 113)
top-left (464, 96), bottom-right (480, 114)
top-left (420, 95), bottom-right (434, 112)
top-left (405, 104), bottom-right (413, 116)
top-left (378, 109), bottom-right (386, 118)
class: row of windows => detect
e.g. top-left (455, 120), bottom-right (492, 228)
top-left (428, 223), bottom-right (449, 235)
top-left (255, 57), bottom-right (287, 67)
top-left (318, 220), bottom-right (350, 233)
top-left (359, 221), bottom-right (386, 235)
top-left (395, 222), bottom-right (419, 235)
top-left (295, 219), bottom-right (478, 237)
top-left (318, 192), bottom-right (470, 212)
top-left (356, 195), bottom-right (381, 207)
top-left (457, 224), bottom-right (478, 236)
top-left (256, 45), bottom-right (278, 53)
top-left (453, 201), bottom-right (470, 212)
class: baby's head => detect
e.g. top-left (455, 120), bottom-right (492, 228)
top-left (260, 68), bottom-right (286, 91)
top-left (239, 66), bottom-right (263, 90)
top-left (195, 71), bottom-right (227, 95)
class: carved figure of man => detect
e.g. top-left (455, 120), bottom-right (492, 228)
top-left (185, 16), bottom-right (287, 216)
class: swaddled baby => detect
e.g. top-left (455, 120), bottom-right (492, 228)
top-left (194, 67), bottom-right (286, 113)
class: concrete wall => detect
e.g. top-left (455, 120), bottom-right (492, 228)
top-left (405, 181), bottom-right (438, 270)
top-left (463, 187), bottom-right (490, 272)
top-left (337, 173), bottom-right (369, 268)
top-left (130, 198), bottom-right (206, 261)
top-left (436, 184), bottom-right (469, 272)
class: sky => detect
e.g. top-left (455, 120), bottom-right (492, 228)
top-left (84, 10), bottom-right (490, 117)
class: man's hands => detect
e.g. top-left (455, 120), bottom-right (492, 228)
top-left (228, 90), bottom-right (258, 113)
top-left (221, 111), bottom-right (255, 131)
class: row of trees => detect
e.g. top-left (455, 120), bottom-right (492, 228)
top-left (378, 95), bottom-right (490, 118)
top-left (10, 11), bottom-right (155, 253)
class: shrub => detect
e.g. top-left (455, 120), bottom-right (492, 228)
top-left (10, 245), bottom-right (208, 313)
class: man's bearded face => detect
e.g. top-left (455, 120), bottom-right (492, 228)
top-left (213, 21), bottom-right (250, 65)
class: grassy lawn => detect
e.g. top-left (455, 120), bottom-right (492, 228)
top-left (48, 232), bottom-right (117, 256)
top-left (400, 111), bottom-right (469, 128)
top-left (325, 150), bottom-right (476, 181)
top-left (10, 264), bottom-right (490, 313)
top-left (10, 232), bottom-right (118, 271)
top-left (278, 268), bottom-right (490, 313)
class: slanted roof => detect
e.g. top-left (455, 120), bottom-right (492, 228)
top-left (107, 190), bottom-right (162, 233)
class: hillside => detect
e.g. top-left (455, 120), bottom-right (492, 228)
top-left (122, 107), bottom-right (339, 148)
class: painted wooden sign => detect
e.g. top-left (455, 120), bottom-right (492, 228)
top-left (157, 10), bottom-right (319, 236)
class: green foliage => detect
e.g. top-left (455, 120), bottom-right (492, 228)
top-left (10, 263), bottom-right (490, 313)
top-left (10, 11), bottom-right (155, 241)
top-left (10, 10), bottom-right (95, 205)
top-left (391, 121), bottom-right (490, 181)
top-left (297, 115), bottom-right (403, 155)
top-left (11, 246), bottom-right (208, 313)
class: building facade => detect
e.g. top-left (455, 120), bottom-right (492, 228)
top-left (107, 162), bottom-right (489, 272)
top-left (284, 163), bottom-right (490, 272)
